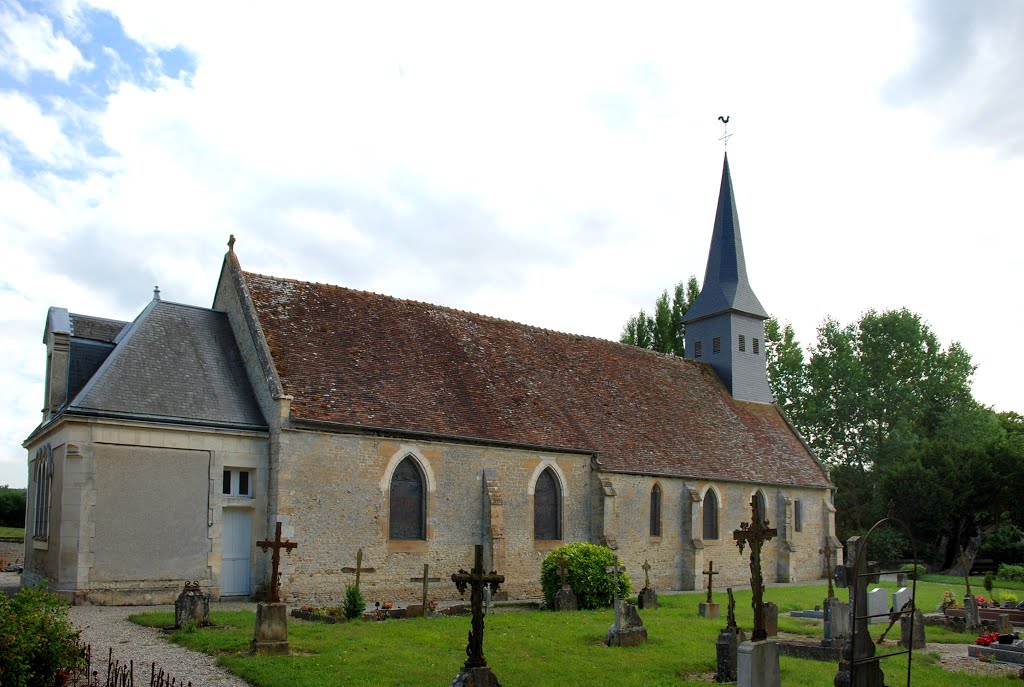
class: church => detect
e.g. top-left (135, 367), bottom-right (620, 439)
top-left (22, 154), bottom-right (836, 605)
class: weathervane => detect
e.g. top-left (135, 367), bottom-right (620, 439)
top-left (718, 115), bottom-right (732, 148)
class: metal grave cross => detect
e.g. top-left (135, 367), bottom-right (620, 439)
top-left (342, 548), bottom-right (376, 589)
top-left (558, 556), bottom-right (570, 591)
top-left (958, 546), bottom-right (973, 596)
top-left (734, 495), bottom-right (777, 642)
top-left (256, 521), bottom-right (297, 603)
top-left (820, 539), bottom-right (836, 598)
top-left (410, 563), bottom-right (441, 616)
top-left (451, 544), bottom-right (504, 670)
top-left (726, 587), bottom-right (738, 629)
top-left (642, 559), bottom-right (652, 589)
top-left (703, 560), bottom-right (720, 603)
top-left (606, 556), bottom-right (627, 632)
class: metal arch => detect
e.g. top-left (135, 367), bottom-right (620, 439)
top-left (850, 516), bottom-right (921, 687)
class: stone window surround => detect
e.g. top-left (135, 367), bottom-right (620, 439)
top-left (380, 446), bottom-right (437, 549)
top-left (700, 484), bottom-right (721, 540)
top-left (528, 460), bottom-right (567, 544)
top-left (748, 488), bottom-right (769, 526)
top-left (31, 444), bottom-right (53, 543)
top-left (222, 467), bottom-right (254, 498)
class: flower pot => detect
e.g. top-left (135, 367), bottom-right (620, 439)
top-left (999, 634), bottom-right (1015, 644)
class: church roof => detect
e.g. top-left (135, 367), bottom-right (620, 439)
top-left (67, 300), bottom-right (266, 429)
top-left (243, 270), bottom-right (829, 488)
top-left (683, 153), bottom-right (769, 323)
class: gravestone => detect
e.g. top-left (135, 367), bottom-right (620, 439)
top-left (866, 588), bottom-right (888, 625)
top-left (716, 588), bottom-right (746, 683)
top-left (996, 613), bottom-right (1014, 636)
top-left (553, 557), bottom-right (578, 611)
top-left (251, 522), bottom-right (297, 655)
top-left (900, 609), bottom-right (926, 649)
top-left (734, 496), bottom-right (780, 687)
top-left (738, 640), bottom-right (780, 687)
top-left (604, 556), bottom-right (647, 647)
top-left (637, 559), bottom-right (658, 610)
top-left (699, 560), bottom-right (720, 619)
top-left (450, 544), bottom-right (504, 687)
top-left (891, 587), bottom-right (912, 616)
top-left (761, 602), bottom-right (779, 637)
top-left (174, 580), bottom-right (210, 628)
top-left (964, 594), bottom-right (981, 631)
top-left (823, 597), bottom-right (850, 649)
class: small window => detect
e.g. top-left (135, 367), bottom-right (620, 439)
top-left (712, 337), bottom-right (721, 354)
top-left (694, 341), bottom-right (702, 358)
top-left (223, 469), bottom-right (254, 497)
top-left (753, 338), bottom-right (760, 354)
top-left (738, 334), bottom-right (745, 352)
top-left (534, 468), bottom-right (562, 540)
top-left (650, 484), bottom-right (662, 537)
top-left (702, 489), bottom-right (719, 539)
top-left (794, 500), bottom-right (803, 533)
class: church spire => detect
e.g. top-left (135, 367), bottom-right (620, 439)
top-left (683, 153), bottom-right (773, 404)
top-left (683, 153), bottom-right (768, 324)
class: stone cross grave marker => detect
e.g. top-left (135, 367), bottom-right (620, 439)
top-left (820, 539), bottom-right (836, 598)
top-left (256, 522), bottom-right (297, 603)
top-left (451, 544), bottom-right (504, 672)
top-left (642, 559), bottom-right (652, 589)
top-left (704, 560), bottom-right (720, 603)
top-left (606, 555), bottom-right (627, 632)
top-left (410, 563), bottom-right (441, 616)
top-left (958, 546), bottom-right (973, 596)
top-left (734, 495), bottom-right (777, 642)
top-left (342, 548), bottom-right (375, 589)
top-left (558, 556), bottom-right (570, 590)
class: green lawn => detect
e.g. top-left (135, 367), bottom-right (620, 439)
top-left (130, 582), bottom-right (1019, 687)
top-left (0, 526), bottom-right (24, 538)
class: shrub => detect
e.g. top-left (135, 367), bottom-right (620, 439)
top-left (342, 585), bottom-right (365, 619)
top-left (0, 583), bottom-right (84, 687)
top-left (540, 542), bottom-right (631, 610)
top-left (997, 563), bottom-right (1024, 582)
top-left (984, 571), bottom-right (994, 593)
top-left (865, 527), bottom-right (908, 563)
top-left (899, 563), bottom-right (926, 579)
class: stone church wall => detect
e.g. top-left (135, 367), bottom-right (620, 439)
top-left (268, 428), bottom-right (592, 604)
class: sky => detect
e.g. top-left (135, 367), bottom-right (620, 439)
top-left (1, 1), bottom-right (1022, 488)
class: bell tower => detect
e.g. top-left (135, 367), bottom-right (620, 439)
top-left (683, 153), bottom-right (773, 403)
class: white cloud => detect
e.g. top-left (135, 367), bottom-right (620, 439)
top-left (0, 91), bottom-right (78, 165)
top-left (0, 1), bottom-right (91, 81)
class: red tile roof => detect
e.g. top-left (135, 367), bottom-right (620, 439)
top-left (243, 271), bottom-right (830, 488)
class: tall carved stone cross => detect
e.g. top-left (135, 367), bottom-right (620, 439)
top-left (558, 557), bottom-right (570, 591)
top-left (342, 548), bottom-right (376, 589)
top-left (642, 559), bottom-right (652, 589)
top-left (452, 544), bottom-right (504, 670)
top-left (703, 560), bottom-right (719, 603)
top-left (256, 522), bottom-right (297, 603)
top-left (410, 563), bottom-right (441, 615)
top-left (734, 495), bottom-right (777, 642)
top-left (605, 556), bottom-right (626, 632)
top-left (820, 539), bottom-right (836, 598)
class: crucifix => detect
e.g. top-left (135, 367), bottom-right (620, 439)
top-left (605, 555), bottom-right (627, 632)
top-left (342, 548), bottom-right (376, 589)
top-left (452, 544), bottom-right (504, 671)
top-left (820, 539), bottom-right (836, 598)
top-left (734, 495), bottom-right (777, 641)
top-left (642, 559), bottom-right (652, 589)
top-left (557, 556), bottom-right (570, 591)
top-left (256, 521), bottom-right (297, 603)
top-left (703, 560), bottom-right (720, 603)
top-left (410, 563), bottom-right (441, 615)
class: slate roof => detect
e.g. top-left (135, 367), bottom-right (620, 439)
top-left (683, 153), bottom-right (769, 323)
top-left (69, 313), bottom-right (127, 342)
top-left (69, 300), bottom-right (265, 428)
top-left (243, 271), bottom-right (829, 487)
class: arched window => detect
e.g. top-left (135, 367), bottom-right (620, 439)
top-left (650, 484), bottom-right (662, 536)
top-left (32, 446), bottom-right (52, 540)
top-left (702, 489), bottom-right (719, 540)
top-left (389, 456), bottom-right (425, 540)
top-left (534, 468), bottom-right (561, 540)
top-left (753, 490), bottom-right (768, 527)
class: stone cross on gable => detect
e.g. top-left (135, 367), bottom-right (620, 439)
top-left (734, 495), bottom-right (777, 642)
top-left (452, 544), bottom-right (504, 671)
top-left (703, 560), bottom-right (720, 603)
top-left (606, 556), bottom-right (626, 632)
top-left (342, 548), bottom-right (376, 589)
top-left (256, 522), bottom-right (297, 603)
top-left (558, 557), bottom-right (570, 591)
top-left (411, 563), bottom-right (441, 615)
top-left (820, 539), bottom-right (836, 598)
top-left (642, 559), bottom-right (652, 589)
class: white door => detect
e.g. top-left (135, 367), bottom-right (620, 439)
top-left (222, 509), bottom-right (252, 595)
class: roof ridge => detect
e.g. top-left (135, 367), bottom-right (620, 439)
top-left (68, 313), bottom-right (130, 325)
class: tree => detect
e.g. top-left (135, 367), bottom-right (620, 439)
top-left (764, 318), bottom-right (807, 423)
top-left (0, 486), bottom-right (26, 528)
top-left (619, 276), bottom-right (699, 355)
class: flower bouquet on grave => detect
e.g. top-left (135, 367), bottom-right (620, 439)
top-left (976, 595), bottom-right (990, 608)
top-left (975, 632), bottom-right (1001, 646)
top-left (939, 590), bottom-right (958, 610)
top-left (426, 599), bottom-right (439, 615)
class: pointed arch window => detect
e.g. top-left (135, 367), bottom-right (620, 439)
top-left (534, 468), bottom-right (561, 540)
top-left (753, 491), bottom-right (769, 528)
top-left (702, 489), bottom-right (719, 540)
top-left (650, 484), bottom-right (662, 537)
top-left (389, 456), bottom-right (425, 540)
top-left (32, 446), bottom-right (52, 541)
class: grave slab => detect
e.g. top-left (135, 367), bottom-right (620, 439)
top-left (737, 640), bottom-right (780, 687)
top-left (892, 587), bottom-right (912, 614)
top-left (899, 609), bottom-right (926, 649)
top-left (638, 587), bottom-right (658, 610)
top-left (762, 602), bottom-right (779, 636)
top-left (866, 588), bottom-right (888, 624)
top-left (716, 626), bottom-right (745, 682)
top-left (824, 597), bottom-right (850, 648)
top-left (968, 642), bottom-right (1024, 665)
